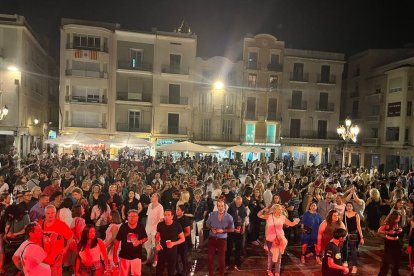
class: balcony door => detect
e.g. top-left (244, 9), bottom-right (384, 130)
top-left (201, 119), bottom-right (211, 140)
top-left (130, 49), bottom-right (143, 69)
top-left (129, 111), bottom-right (141, 131)
top-left (292, 91), bottom-right (302, 108)
top-left (293, 63), bottom-right (304, 80)
top-left (168, 113), bottom-right (179, 134)
top-left (319, 92), bottom-right (328, 110)
top-left (290, 119), bottom-right (301, 138)
top-left (222, 119), bottom-right (233, 140)
top-left (317, 120), bottom-right (327, 139)
top-left (169, 84), bottom-right (180, 104)
top-left (170, 54), bottom-right (181, 72)
top-left (246, 97), bottom-right (256, 119)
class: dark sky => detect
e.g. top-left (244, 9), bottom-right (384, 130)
top-left (2, 0), bottom-right (414, 59)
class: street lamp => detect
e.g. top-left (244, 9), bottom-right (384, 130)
top-left (337, 117), bottom-right (359, 167)
top-left (213, 80), bottom-right (225, 91)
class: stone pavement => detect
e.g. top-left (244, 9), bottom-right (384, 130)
top-left (141, 234), bottom-right (410, 275)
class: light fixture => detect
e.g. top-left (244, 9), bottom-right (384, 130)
top-left (33, 118), bottom-right (39, 125)
top-left (213, 80), bottom-right (225, 91)
top-left (7, 66), bottom-right (19, 72)
top-left (0, 105), bottom-right (8, 120)
top-left (337, 117), bottom-right (360, 167)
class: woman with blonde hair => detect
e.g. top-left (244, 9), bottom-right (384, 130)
top-left (258, 204), bottom-right (300, 276)
top-left (177, 190), bottom-right (191, 214)
top-left (366, 188), bottom-right (382, 236)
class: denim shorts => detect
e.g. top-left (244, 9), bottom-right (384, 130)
top-left (79, 260), bottom-right (104, 273)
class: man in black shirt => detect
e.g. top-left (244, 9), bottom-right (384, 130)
top-left (222, 184), bottom-right (235, 204)
top-left (113, 209), bottom-right (148, 276)
top-left (322, 228), bottom-right (349, 276)
top-left (155, 210), bottom-right (185, 276)
top-left (226, 196), bottom-right (247, 270)
top-left (175, 205), bottom-right (191, 276)
top-left (139, 185), bottom-right (152, 226)
top-left (39, 171), bottom-right (51, 192)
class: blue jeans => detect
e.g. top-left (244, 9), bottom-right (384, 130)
top-left (266, 240), bottom-right (281, 274)
top-left (344, 239), bottom-right (358, 267)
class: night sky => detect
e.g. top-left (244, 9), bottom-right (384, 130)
top-left (1, 0), bottom-right (414, 60)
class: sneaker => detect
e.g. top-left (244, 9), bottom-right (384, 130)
top-left (152, 261), bottom-right (157, 267)
top-left (351, 266), bottom-right (357, 274)
top-left (300, 255), bottom-right (305, 264)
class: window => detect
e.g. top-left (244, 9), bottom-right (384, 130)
top-left (269, 75), bottom-right (278, 89)
top-left (129, 111), bottom-right (141, 130)
top-left (73, 34), bottom-right (101, 50)
top-left (266, 124), bottom-right (276, 144)
top-left (292, 91), bottom-right (302, 108)
top-left (405, 128), bottom-right (409, 142)
top-left (245, 123), bottom-right (255, 143)
top-left (130, 49), bottom-right (143, 68)
top-left (222, 119), bottom-right (233, 140)
top-left (170, 54), bottom-right (181, 71)
top-left (248, 52), bottom-right (258, 69)
top-left (72, 111), bottom-right (100, 128)
top-left (227, 71), bottom-right (236, 85)
top-left (319, 92), bottom-right (328, 110)
top-left (387, 102), bottom-right (401, 117)
top-left (386, 127), bottom-right (400, 141)
top-left (371, 128), bottom-right (378, 138)
top-left (407, 101), bottom-right (412, 116)
top-left (389, 77), bottom-right (403, 93)
top-left (270, 54), bottom-right (279, 65)
top-left (371, 105), bottom-right (380, 116)
top-left (290, 119), bottom-right (301, 138)
top-left (267, 98), bottom-right (277, 120)
top-left (321, 65), bottom-right (330, 82)
top-left (246, 97), bottom-right (256, 119)
top-left (201, 119), bottom-right (211, 139)
top-left (169, 84), bottom-right (180, 104)
top-left (168, 113), bottom-right (179, 134)
top-left (293, 63), bottom-right (304, 80)
top-left (199, 92), bottom-right (212, 112)
top-left (202, 70), bottom-right (212, 82)
top-left (248, 74), bottom-right (257, 87)
top-left (317, 120), bottom-right (327, 139)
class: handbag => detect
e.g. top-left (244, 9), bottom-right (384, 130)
top-left (303, 224), bottom-right (312, 235)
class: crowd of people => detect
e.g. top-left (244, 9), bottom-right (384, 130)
top-left (0, 150), bottom-right (413, 276)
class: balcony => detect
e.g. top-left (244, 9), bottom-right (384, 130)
top-left (350, 91), bottom-right (360, 98)
top-left (193, 133), bottom-right (240, 142)
top-left (161, 64), bottom-right (189, 75)
top-left (64, 121), bottom-right (107, 129)
top-left (244, 112), bottom-right (257, 120)
top-left (118, 60), bottom-right (152, 72)
top-left (65, 69), bottom-right (108, 79)
top-left (362, 138), bottom-right (380, 146)
top-left (266, 112), bottom-right (282, 121)
top-left (289, 73), bottom-right (309, 82)
top-left (65, 95), bottom-right (107, 104)
top-left (117, 91), bottom-right (151, 102)
top-left (315, 102), bottom-right (335, 112)
top-left (196, 104), bottom-right (213, 113)
top-left (160, 96), bottom-right (188, 105)
top-left (317, 74), bottom-right (336, 84)
top-left (221, 105), bottom-right (236, 115)
top-left (246, 61), bottom-right (261, 70)
top-left (66, 43), bottom-right (108, 53)
top-left (288, 101), bottom-right (307, 110)
top-left (267, 63), bottom-right (283, 72)
top-left (366, 115), bottom-right (381, 123)
top-left (283, 130), bottom-right (339, 140)
top-left (116, 123), bottom-right (151, 133)
top-left (250, 135), bottom-right (280, 144)
top-left (365, 91), bottom-right (383, 102)
top-left (159, 126), bottom-right (188, 135)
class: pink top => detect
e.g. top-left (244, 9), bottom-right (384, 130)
top-left (266, 214), bottom-right (286, 242)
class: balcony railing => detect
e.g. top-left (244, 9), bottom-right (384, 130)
top-left (350, 91), bottom-right (360, 98)
top-left (315, 102), bottom-right (335, 112)
top-left (245, 112), bottom-right (257, 120)
top-left (65, 95), bottom-right (107, 104)
top-left (118, 60), bottom-right (152, 72)
top-left (266, 112), bottom-right (282, 121)
top-left (246, 61), bottom-right (261, 70)
top-left (289, 73), bottom-right (309, 82)
top-left (65, 69), bottom-right (108, 79)
top-left (288, 101), bottom-right (307, 110)
top-left (64, 121), bottom-right (107, 129)
top-left (366, 91), bottom-right (383, 102)
top-left (222, 105), bottom-right (236, 115)
top-left (159, 126), bottom-right (188, 135)
top-left (116, 123), bottom-right (150, 133)
top-left (66, 43), bottom-right (108, 53)
top-left (283, 130), bottom-right (339, 140)
top-left (160, 96), bottom-right (188, 105)
top-left (362, 138), bottom-right (380, 145)
top-left (116, 91), bottom-right (151, 102)
top-left (193, 133), bottom-right (240, 142)
top-left (161, 64), bottom-right (189, 75)
top-left (317, 74), bottom-right (336, 84)
top-left (243, 135), bottom-right (280, 144)
top-left (366, 115), bottom-right (381, 123)
top-left (196, 104), bottom-right (213, 113)
top-left (267, 63), bottom-right (283, 72)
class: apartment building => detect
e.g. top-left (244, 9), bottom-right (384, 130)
top-left (0, 14), bottom-right (58, 156)
top-left (193, 56), bottom-right (243, 150)
top-left (343, 49), bottom-right (414, 171)
top-left (242, 34), bottom-right (345, 166)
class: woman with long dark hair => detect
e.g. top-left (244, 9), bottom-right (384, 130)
top-left (75, 225), bottom-right (109, 276)
top-left (343, 202), bottom-right (364, 274)
top-left (316, 209), bottom-right (346, 265)
top-left (377, 210), bottom-right (403, 276)
top-left (90, 194), bottom-right (110, 239)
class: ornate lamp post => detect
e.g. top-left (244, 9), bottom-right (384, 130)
top-left (337, 117), bottom-right (359, 167)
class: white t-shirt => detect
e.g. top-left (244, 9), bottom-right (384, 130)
top-left (58, 208), bottom-right (73, 228)
top-left (266, 215), bottom-right (286, 242)
top-left (14, 240), bottom-right (51, 276)
top-left (334, 203), bottom-right (346, 219)
top-left (146, 203), bottom-right (164, 234)
top-left (0, 183), bottom-right (9, 194)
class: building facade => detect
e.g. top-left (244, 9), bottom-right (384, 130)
top-left (343, 49), bottom-right (414, 171)
top-left (0, 14), bottom-right (58, 156)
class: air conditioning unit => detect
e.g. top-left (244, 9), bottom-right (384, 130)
top-left (128, 93), bottom-right (142, 100)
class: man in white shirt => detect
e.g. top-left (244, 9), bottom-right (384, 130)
top-left (144, 193), bottom-right (164, 266)
top-left (12, 222), bottom-right (59, 276)
top-left (263, 183), bottom-right (274, 207)
top-left (0, 176), bottom-right (9, 194)
top-left (333, 193), bottom-right (346, 220)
